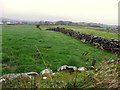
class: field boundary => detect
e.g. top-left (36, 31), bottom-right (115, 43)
top-left (46, 27), bottom-right (120, 55)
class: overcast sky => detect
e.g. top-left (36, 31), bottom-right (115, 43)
top-left (0, 0), bottom-right (119, 25)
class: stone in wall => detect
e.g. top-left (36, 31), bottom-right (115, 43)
top-left (46, 27), bottom-right (120, 54)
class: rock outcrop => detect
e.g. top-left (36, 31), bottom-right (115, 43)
top-left (77, 67), bottom-right (86, 71)
top-left (39, 68), bottom-right (53, 76)
top-left (0, 73), bottom-right (29, 83)
top-left (57, 65), bottom-right (77, 72)
top-left (0, 59), bottom-right (119, 83)
top-left (26, 72), bottom-right (38, 76)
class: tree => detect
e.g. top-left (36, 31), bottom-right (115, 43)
top-left (36, 25), bottom-right (41, 30)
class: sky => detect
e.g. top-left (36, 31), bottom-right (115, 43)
top-left (0, 0), bottom-right (119, 25)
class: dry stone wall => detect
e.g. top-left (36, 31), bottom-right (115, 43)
top-left (46, 27), bottom-right (120, 54)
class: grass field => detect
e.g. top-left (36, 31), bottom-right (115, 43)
top-left (48, 25), bottom-right (119, 40)
top-left (2, 25), bottom-right (119, 75)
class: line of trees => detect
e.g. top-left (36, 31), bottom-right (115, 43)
top-left (38, 21), bottom-right (77, 26)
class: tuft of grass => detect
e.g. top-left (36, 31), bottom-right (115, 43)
top-left (2, 62), bottom-right (119, 88)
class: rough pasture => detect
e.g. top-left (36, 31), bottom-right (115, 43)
top-left (46, 27), bottom-right (120, 54)
top-left (2, 25), bottom-right (118, 75)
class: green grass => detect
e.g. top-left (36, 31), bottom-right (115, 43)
top-left (2, 25), bottom-right (119, 75)
top-left (49, 25), bottom-right (119, 40)
top-left (2, 63), bottom-right (119, 88)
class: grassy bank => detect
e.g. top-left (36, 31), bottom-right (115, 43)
top-left (2, 62), bottom-right (119, 88)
